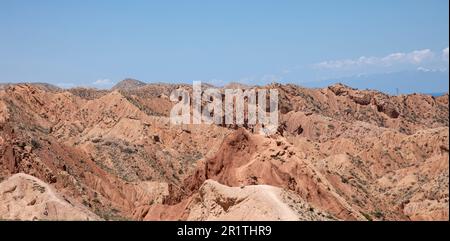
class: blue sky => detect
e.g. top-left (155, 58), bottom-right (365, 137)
top-left (0, 0), bottom-right (448, 92)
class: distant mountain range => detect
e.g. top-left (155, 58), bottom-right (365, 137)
top-left (1, 68), bottom-right (448, 96)
top-left (301, 69), bottom-right (449, 95)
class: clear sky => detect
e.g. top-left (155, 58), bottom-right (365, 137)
top-left (0, 0), bottom-right (448, 91)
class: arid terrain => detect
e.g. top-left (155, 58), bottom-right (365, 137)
top-left (0, 79), bottom-right (448, 221)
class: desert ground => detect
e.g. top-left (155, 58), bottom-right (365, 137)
top-left (0, 79), bottom-right (448, 221)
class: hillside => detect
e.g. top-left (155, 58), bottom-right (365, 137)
top-left (0, 82), bottom-right (448, 220)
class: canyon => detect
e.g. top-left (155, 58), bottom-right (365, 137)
top-left (0, 79), bottom-right (448, 221)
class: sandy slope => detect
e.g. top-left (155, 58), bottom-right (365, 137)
top-left (0, 173), bottom-right (100, 220)
top-left (186, 180), bottom-right (334, 221)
